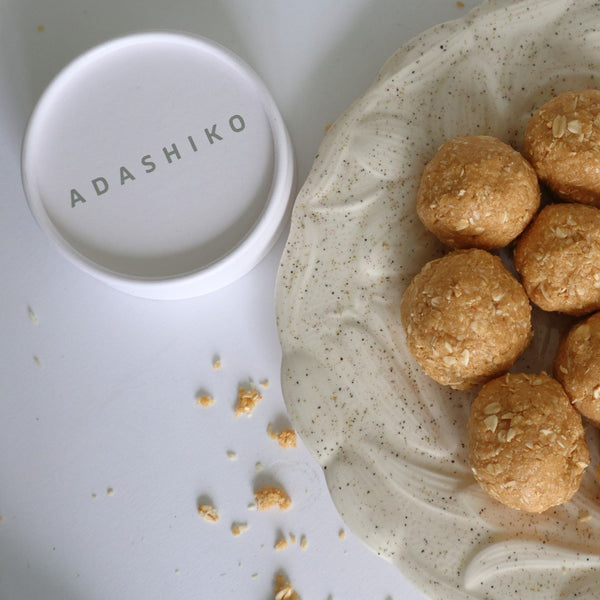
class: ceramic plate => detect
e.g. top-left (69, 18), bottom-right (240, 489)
top-left (275, 0), bottom-right (600, 598)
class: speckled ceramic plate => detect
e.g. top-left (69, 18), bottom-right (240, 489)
top-left (275, 0), bottom-right (600, 598)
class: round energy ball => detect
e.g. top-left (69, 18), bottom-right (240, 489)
top-left (468, 372), bottom-right (589, 513)
top-left (554, 311), bottom-right (600, 428)
top-left (524, 89), bottom-right (600, 205)
top-left (514, 203), bottom-right (600, 315)
top-left (416, 135), bottom-right (540, 249)
top-left (400, 248), bottom-right (532, 390)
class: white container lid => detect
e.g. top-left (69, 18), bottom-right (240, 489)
top-left (21, 31), bottom-right (295, 299)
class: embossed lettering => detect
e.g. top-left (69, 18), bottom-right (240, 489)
top-left (229, 114), bottom-right (245, 132)
top-left (163, 143), bottom-right (181, 163)
top-left (119, 166), bottom-right (136, 185)
top-left (71, 189), bottom-right (86, 207)
top-left (92, 177), bottom-right (109, 196)
top-left (69, 113), bottom-right (247, 207)
top-left (141, 155), bottom-right (156, 173)
top-left (204, 124), bottom-right (223, 145)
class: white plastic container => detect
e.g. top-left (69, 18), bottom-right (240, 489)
top-left (21, 31), bottom-right (295, 299)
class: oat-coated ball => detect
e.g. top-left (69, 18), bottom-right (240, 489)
top-left (400, 248), bottom-right (532, 390)
top-left (468, 372), bottom-right (589, 513)
top-left (514, 203), bottom-right (600, 315)
top-left (416, 135), bottom-right (540, 249)
top-left (554, 311), bottom-right (600, 428)
top-left (524, 89), bottom-right (600, 205)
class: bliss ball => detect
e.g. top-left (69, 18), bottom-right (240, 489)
top-left (400, 248), bottom-right (532, 390)
top-left (524, 89), bottom-right (600, 205)
top-left (416, 135), bottom-right (540, 249)
top-left (554, 311), bottom-right (600, 428)
top-left (514, 203), bottom-right (600, 315)
top-left (468, 372), bottom-right (589, 513)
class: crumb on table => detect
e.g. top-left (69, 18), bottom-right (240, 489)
top-left (268, 424), bottom-right (297, 448)
top-left (231, 522), bottom-right (248, 536)
top-left (28, 306), bottom-right (39, 324)
top-left (197, 504), bottom-right (220, 523)
top-left (254, 486), bottom-right (292, 511)
top-left (274, 536), bottom-right (288, 551)
top-left (196, 394), bottom-right (214, 407)
top-left (235, 387), bottom-right (262, 416)
top-left (273, 572), bottom-right (299, 600)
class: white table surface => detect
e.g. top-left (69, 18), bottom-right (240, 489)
top-left (0, 1), bottom-right (482, 598)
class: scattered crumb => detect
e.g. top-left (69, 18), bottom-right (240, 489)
top-left (579, 509), bottom-right (592, 523)
top-left (197, 504), bottom-right (219, 523)
top-left (0, 515), bottom-right (3, 524)
top-left (255, 461), bottom-right (264, 472)
top-left (338, 528), bottom-right (346, 540)
top-left (300, 535), bottom-right (308, 550)
top-left (28, 306), bottom-right (39, 324)
top-left (274, 537), bottom-right (288, 551)
top-left (324, 123), bottom-right (332, 131)
top-left (37, 24), bottom-right (45, 32)
top-left (195, 394), bottom-right (214, 407)
top-left (268, 424), bottom-right (297, 449)
top-left (235, 386), bottom-right (262, 416)
top-left (289, 532), bottom-right (296, 544)
top-left (174, 568), bottom-right (180, 575)
top-left (251, 573), bottom-right (259, 579)
top-left (456, 0), bottom-right (465, 6)
top-left (226, 450), bottom-right (238, 460)
top-left (91, 493), bottom-right (97, 499)
top-left (33, 356), bottom-right (41, 367)
top-left (212, 357), bottom-right (222, 370)
top-left (260, 378), bottom-right (270, 388)
top-left (255, 486), bottom-right (292, 511)
top-left (107, 487), bottom-right (114, 496)
top-left (231, 522), bottom-right (249, 536)
top-left (274, 572), bottom-right (299, 600)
